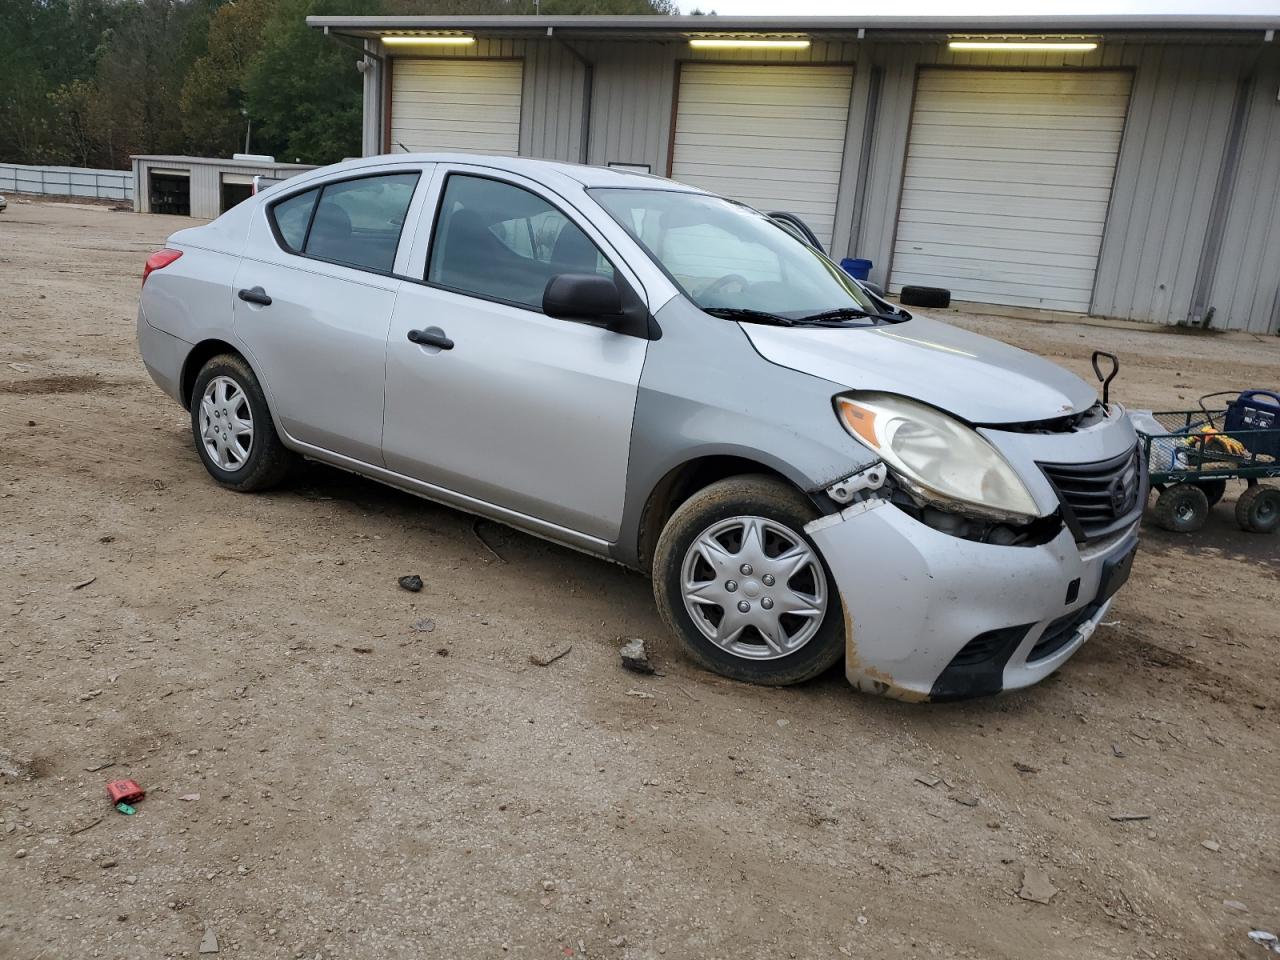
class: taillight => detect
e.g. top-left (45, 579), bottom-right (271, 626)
top-left (142, 248), bottom-right (182, 286)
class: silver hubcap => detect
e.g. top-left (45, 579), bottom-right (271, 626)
top-left (199, 376), bottom-right (253, 472)
top-left (680, 515), bottom-right (827, 660)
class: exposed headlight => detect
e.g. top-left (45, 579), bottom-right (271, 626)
top-left (835, 393), bottom-right (1040, 522)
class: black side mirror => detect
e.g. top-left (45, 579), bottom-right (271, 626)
top-left (542, 273), bottom-right (659, 340)
top-left (543, 273), bottom-right (621, 319)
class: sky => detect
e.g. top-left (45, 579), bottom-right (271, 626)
top-left (679, 1), bottom-right (1278, 14)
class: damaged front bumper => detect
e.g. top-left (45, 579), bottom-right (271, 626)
top-left (805, 498), bottom-right (1138, 701)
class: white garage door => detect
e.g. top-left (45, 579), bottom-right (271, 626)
top-left (390, 59), bottom-right (523, 156)
top-left (671, 63), bottom-right (854, 249)
top-left (890, 69), bottom-right (1132, 312)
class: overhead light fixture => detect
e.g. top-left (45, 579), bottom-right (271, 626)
top-left (382, 35), bottom-right (475, 46)
top-left (948, 40), bottom-right (1098, 52)
top-left (689, 38), bottom-right (811, 50)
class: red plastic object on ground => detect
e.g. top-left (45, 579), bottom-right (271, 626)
top-left (105, 779), bottom-right (144, 805)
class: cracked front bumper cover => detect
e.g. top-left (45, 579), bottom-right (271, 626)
top-left (805, 498), bottom-right (1138, 701)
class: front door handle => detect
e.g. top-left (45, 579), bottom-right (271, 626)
top-left (237, 287), bottom-right (272, 306)
top-left (407, 328), bottom-right (454, 350)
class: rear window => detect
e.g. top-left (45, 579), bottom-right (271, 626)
top-left (268, 172), bottom-right (419, 273)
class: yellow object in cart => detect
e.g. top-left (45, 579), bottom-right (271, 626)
top-left (1185, 425), bottom-right (1248, 457)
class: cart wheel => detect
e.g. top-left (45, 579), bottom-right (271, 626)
top-left (1235, 483), bottom-right (1279, 534)
top-left (1153, 484), bottom-right (1209, 533)
top-left (1193, 478), bottom-right (1227, 508)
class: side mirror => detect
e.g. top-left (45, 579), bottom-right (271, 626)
top-left (543, 273), bottom-right (621, 320)
top-left (542, 273), bottom-right (659, 340)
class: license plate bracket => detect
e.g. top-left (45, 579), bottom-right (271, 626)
top-left (1096, 538), bottom-right (1138, 603)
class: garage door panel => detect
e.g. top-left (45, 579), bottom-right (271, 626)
top-left (908, 123), bottom-right (1123, 154)
top-left (896, 220), bottom-right (1102, 257)
top-left (918, 72), bottom-right (1133, 96)
top-left (891, 252), bottom-right (1100, 288)
top-left (672, 63), bottom-right (852, 249)
top-left (900, 188), bottom-right (1109, 223)
top-left (899, 207), bottom-right (1106, 238)
top-left (910, 110), bottom-right (1125, 134)
top-left (902, 175), bottom-right (1115, 204)
top-left (390, 59), bottom-right (522, 156)
top-left (908, 142), bottom-right (1121, 167)
top-left (904, 157), bottom-right (1120, 189)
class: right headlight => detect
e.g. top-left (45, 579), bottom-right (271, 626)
top-left (836, 393), bottom-right (1040, 523)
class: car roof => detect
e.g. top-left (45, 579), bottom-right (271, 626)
top-left (315, 152), bottom-right (705, 193)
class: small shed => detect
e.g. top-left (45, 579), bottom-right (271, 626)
top-left (130, 155), bottom-right (318, 219)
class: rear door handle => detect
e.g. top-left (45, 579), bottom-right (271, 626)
top-left (407, 328), bottom-right (454, 350)
top-left (237, 286), bottom-right (272, 306)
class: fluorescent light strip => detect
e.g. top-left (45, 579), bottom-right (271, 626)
top-left (949, 40), bottom-right (1098, 52)
top-left (689, 38), bottom-right (811, 50)
top-left (382, 35), bottom-right (475, 46)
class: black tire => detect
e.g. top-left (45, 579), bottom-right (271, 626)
top-left (1193, 478), bottom-right (1227, 508)
top-left (1235, 483), bottom-right (1279, 534)
top-left (189, 353), bottom-right (296, 492)
top-left (1152, 483), bottom-right (1209, 533)
top-left (899, 285), bottom-right (951, 309)
top-left (651, 475), bottom-right (845, 686)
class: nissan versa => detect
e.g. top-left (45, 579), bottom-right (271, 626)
top-left (137, 155), bottom-right (1145, 701)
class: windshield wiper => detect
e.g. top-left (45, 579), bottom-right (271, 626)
top-left (797, 307), bottom-right (896, 325)
top-left (703, 307), bottom-right (797, 327)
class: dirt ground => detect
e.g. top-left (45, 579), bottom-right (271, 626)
top-left (1, 196), bottom-right (1278, 960)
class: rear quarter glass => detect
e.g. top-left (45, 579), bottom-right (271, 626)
top-left (271, 188), bottom-right (318, 252)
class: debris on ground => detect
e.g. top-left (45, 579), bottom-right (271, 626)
top-left (105, 779), bottom-right (144, 810)
top-left (71, 576), bottom-right (96, 590)
top-left (1248, 931), bottom-right (1279, 953)
top-left (397, 574), bottom-right (423, 592)
top-left (1225, 900), bottom-right (1250, 913)
top-left (0, 749), bottom-right (36, 779)
top-left (950, 792), bottom-right (979, 807)
top-left (84, 760), bottom-right (115, 773)
top-left (619, 638), bottom-right (655, 674)
top-left (1201, 839), bottom-right (1221, 852)
top-left (626, 690), bottom-right (655, 699)
top-left (914, 775), bottom-right (941, 788)
top-left (529, 644), bottom-right (572, 667)
top-left (179, 793), bottom-right (200, 802)
top-left (199, 927), bottom-right (219, 954)
top-left (351, 646), bottom-right (373, 654)
top-left (411, 618), bottom-right (435, 633)
top-left (1018, 865), bottom-right (1058, 904)
top-left (1013, 761), bottom-right (1039, 773)
top-left (1109, 813), bottom-right (1151, 822)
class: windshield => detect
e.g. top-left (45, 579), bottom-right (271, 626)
top-left (589, 187), bottom-right (893, 324)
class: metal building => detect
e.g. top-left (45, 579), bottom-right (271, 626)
top-left (306, 14), bottom-right (1280, 334)
top-left (131, 155), bottom-right (317, 219)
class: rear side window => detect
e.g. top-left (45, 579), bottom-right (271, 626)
top-left (272, 188), bottom-right (317, 252)
top-left (269, 172), bottom-right (419, 273)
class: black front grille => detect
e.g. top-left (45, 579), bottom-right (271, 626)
top-left (1028, 603), bottom-right (1101, 662)
top-left (1040, 446), bottom-right (1144, 542)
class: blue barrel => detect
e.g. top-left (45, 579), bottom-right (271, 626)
top-left (840, 257), bottom-right (873, 281)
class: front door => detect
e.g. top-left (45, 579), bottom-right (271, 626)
top-left (233, 169), bottom-right (422, 464)
top-left (382, 169), bottom-right (649, 542)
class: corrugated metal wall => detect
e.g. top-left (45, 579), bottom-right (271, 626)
top-left (1203, 47), bottom-right (1280, 334)
top-left (365, 34), bottom-right (1280, 333)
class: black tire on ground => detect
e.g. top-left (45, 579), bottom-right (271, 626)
top-left (651, 475), bottom-right (845, 686)
top-left (899, 285), bottom-right (951, 309)
top-left (1152, 483), bottom-right (1209, 533)
top-left (189, 353), bottom-right (297, 492)
top-left (1234, 483), bottom-right (1279, 534)
top-left (1193, 478), bottom-right (1227, 508)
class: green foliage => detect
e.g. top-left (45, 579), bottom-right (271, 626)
top-left (0, 0), bottom-right (679, 169)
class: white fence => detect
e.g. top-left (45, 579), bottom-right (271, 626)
top-left (0, 163), bottom-right (133, 202)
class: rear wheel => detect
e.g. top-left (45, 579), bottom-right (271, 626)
top-left (190, 354), bottom-right (296, 492)
top-left (1235, 483), bottom-right (1279, 534)
top-left (652, 475), bottom-right (844, 686)
top-left (1152, 483), bottom-right (1209, 533)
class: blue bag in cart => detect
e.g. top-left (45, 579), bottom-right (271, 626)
top-left (1224, 390), bottom-right (1280, 460)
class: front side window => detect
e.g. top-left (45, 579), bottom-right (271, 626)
top-left (590, 188), bottom-right (888, 324)
top-left (269, 172), bottom-right (419, 273)
top-left (428, 174), bottom-right (613, 310)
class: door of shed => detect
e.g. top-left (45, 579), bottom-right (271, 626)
top-left (889, 68), bottom-right (1132, 313)
top-left (670, 63), bottom-right (855, 250)
top-left (389, 59), bottom-right (523, 156)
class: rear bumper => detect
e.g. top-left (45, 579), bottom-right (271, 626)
top-left (137, 307), bottom-right (189, 406)
top-left (806, 498), bottom-right (1138, 701)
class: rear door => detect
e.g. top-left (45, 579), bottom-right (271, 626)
top-left (381, 167), bottom-right (649, 542)
top-left (233, 168), bottom-right (427, 464)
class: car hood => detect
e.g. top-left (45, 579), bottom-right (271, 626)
top-left (742, 314), bottom-right (1097, 424)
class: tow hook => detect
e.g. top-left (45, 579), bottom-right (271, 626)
top-left (825, 461), bottom-right (887, 505)
top-left (1092, 350), bottom-right (1120, 411)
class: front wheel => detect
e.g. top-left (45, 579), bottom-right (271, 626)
top-left (1152, 483), bottom-right (1209, 533)
top-left (1235, 483), bottom-right (1279, 534)
top-left (190, 353), bottom-right (296, 492)
top-left (651, 475), bottom-right (844, 686)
